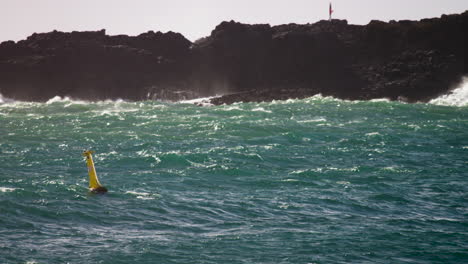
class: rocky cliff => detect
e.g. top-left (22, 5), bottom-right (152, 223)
top-left (0, 11), bottom-right (467, 104)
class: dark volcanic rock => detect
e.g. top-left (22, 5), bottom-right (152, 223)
top-left (0, 29), bottom-right (193, 101)
top-left (0, 11), bottom-right (467, 103)
top-left (195, 13), bottom-right (466, 105)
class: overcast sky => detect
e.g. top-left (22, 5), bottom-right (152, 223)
top-left (1, 0), bottom-right (467, 42)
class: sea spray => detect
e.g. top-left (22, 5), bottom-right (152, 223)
top-left (0, 93), bottom-right (15, 104)
top-left (430, 76), bottom-right (468, 107)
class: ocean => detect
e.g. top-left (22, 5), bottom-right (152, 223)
top-left (1, 81), bottom-right (467, 264)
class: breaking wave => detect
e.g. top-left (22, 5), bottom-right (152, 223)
top-left (429, 77), bottom-right (468, 107)
top-left (3, 79), bottom-right (468, 108)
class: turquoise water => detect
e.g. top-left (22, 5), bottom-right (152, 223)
top-left (1, 95), bottom-right (467, 264)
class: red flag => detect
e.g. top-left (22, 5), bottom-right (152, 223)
top-left (329, 3), bottom-right (333, 16)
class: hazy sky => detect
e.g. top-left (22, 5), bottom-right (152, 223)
top-left (1, 0), bottom-right (467, 42)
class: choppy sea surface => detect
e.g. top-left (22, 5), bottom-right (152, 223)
top-left (1, 82), bottom-right (467, 264)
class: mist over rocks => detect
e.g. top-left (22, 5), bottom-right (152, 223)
top-left (0, 11), bottom-right (467, 104)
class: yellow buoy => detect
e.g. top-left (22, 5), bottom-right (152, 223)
top-left (82, 150), bottom-right (108, 193)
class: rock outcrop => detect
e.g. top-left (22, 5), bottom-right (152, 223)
top-left (0, 11), bottom-right (467, 104)
top-left (0, 29), bottom-right (192, 101)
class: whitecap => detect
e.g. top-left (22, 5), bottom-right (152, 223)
top-left (125, 190), bottom-right (159, 200)
top-left (328, 167), bottom-right (359, 172)
top-left (46, 96), bottom-right (71, 104)
top-left (262, 144), bottom-right (277, 150)
top-left (125, 190), bottom-right (150, 196)
top-left (0, 187), bottom-right (17, 192)
top-left (336, 181), bottom-right (351, 185)
top-left (297, 117), bottom-right (327, 123)
top-left (370, 98), bottom-right (391, 102)
top-left (43, 95), bottom-right (134, 108)
top-left (289, 168), bottom-right (318, 175)
top-left (95, 151), bottom-right (119, 161)
top-left (408, 124), bottom-right (421, 131)
top-left (179, 96), bottom-right (219, 106)
top-left (365, 132), bottom-right (381, 137)
top-left (281, 179), bottom-right (299, 182)
top-left (222, 106), bottom-right (243, 111)
top-left (251, 107), bottom-right (272, 113)
top-left (382, 166), bottom-right (412, 173)
top-left (136, 150), bottom-right (161, 163)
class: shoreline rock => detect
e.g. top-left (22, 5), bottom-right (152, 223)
top-left (0, 11), bottom-right (466, 104)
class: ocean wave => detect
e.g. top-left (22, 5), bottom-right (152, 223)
top-left (1, 85), bottom-right (466, 264)
top-left (429, 77), bottom-right (468, 107)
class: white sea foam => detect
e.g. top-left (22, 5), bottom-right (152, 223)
top-left (179, 96), bottom-right (219, 106)
top-left (251, 107), bottom-right (272, 113)
top-left (370, 98), bottom-right (391, 102)
top-left (46, 96), bottom-right (128, 107)
top-left (365, 132), bottom-right (381, 137)
top-left (136, 150), bottom-right (161, 163)
top-left (0, 187), bottom-right (17, 192)
top-left (336, 181), bottom-right (351, 185)
top-left (125, 190), bottom-right (159, 200)
top-left (430, 77), bottom-right (468, 107)
top-left (46, 96), bottom-right (70, 104)
top-left (281, 179), bottom-right (299, 182)
top-left (222, 105), bottom-right (243, 111)
top-left (297, 117), bottom-right (327, 123)
top-left (126, 190), bottom-right (151, 196)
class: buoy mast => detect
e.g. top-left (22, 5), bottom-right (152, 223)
top-left (83, 150), bottom-right (108, 193)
